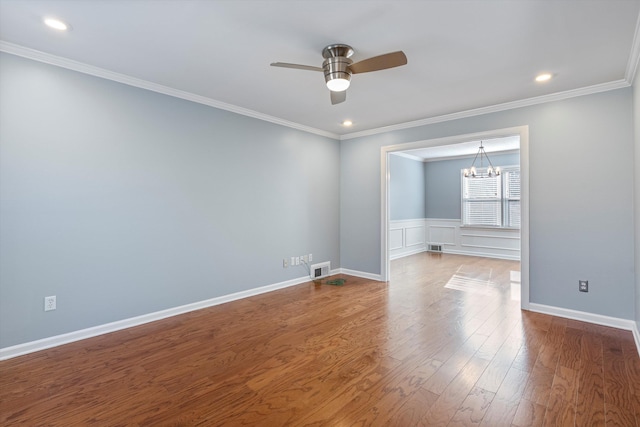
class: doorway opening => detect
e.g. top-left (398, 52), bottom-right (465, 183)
top-left (380, 126), bottom-right (529, 310)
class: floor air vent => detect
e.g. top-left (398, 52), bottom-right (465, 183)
top-left (310, 262), bottom-right (330, 279)
top-left (428, 244), bottom-right (443, 253)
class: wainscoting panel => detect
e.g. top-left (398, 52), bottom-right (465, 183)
top-left (426, 219), bottom-right (521, 261)
top-left (389, 219), bottom-right (427, 260)
top-left (405, 226), bottom-right (425, 247)
top-left (389, 228), bottom-right (404, 251)
top-left (428, 225), bottom-right (456, 246)
top-left (389, 219), bottom-right (520, 261)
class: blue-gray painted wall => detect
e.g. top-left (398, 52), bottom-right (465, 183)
top-left (341, 89), bottom-right (635, 320)
top-left (0, 53), bottom-right (340, 348)
top-left (1, 51), bottom-right (638, 349)
top-left (389, 154), bottom-right (426, 220)
top-left (424, 152), bottom-right (519, 219)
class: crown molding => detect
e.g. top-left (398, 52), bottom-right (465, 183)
top-left (340, 79), bottom-right (631, 141)
top-left (0, 41), bottom-right (340, 140)
top-left (625, 10), bottom-right (640, 85)
top-left (1, 40), bottom-right (634, 143)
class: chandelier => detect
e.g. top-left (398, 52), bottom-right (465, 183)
top-left (463, 141), bottom-right (501, 178)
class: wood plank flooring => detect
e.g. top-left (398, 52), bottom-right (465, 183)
top-left (1, 253), bottom-right (639, 426)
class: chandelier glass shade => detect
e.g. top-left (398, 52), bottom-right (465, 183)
top-left (463, 142), bottom-right (501, 178)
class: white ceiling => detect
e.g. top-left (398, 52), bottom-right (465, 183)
top-left (1, 0), bottom-right (639, 138)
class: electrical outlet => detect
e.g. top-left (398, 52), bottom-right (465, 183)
top-left (44, 295), bottom-right (56, 311)
top-left (295, 256), bottom-right (300, 265)
top-left (579, 280), bottom-right (588, 293)
top-left (283, 258), bottom-right (288, 268)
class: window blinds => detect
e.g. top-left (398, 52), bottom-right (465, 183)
top-left (462, 167), bottom-right (520, 228)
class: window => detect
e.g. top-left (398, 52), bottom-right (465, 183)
top-left (461, 166), bottom-right (520, 228)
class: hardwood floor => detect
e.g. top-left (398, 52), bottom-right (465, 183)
top-left (1, 253), bottom-right (639, 426)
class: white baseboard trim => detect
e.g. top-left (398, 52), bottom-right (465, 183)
top-left (443, 248), bottom-right (520, 261)
top-left (389, 246), bottom-right (426, 260)
top-left (0, 274), bottom-right (314, 361)
top-left (528, 303), bottom-right (640, 356)
top-left (337, 268), bottom-right (384, 282)
top-left (633, 322), bottom-right (640, 358)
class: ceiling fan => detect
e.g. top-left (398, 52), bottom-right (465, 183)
top-left (271, 44), bottom-right (407, 105)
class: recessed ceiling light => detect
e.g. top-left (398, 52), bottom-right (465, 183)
top-left (342, 120), bottom-right (353, 127)
top-left (535, 73), bottom-right (552, 82)
top-left (44, 18), bottom-right (70, 31)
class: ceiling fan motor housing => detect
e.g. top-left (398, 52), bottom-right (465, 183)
top-left (322, 44), bottom-right (354, 91)
top-left (323, 57), bottom-right (353, 89)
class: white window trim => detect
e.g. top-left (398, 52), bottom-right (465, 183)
top-left (461, 165), bottom-right (520, 229)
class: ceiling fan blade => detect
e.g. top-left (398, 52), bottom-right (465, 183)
top-left (270, 62), bottom-right (324, 72)
top-left (330, 90), bottom-right (346, 105)
top-left (349, 51), bottom-right (407, 74)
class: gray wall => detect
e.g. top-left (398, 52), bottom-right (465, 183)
top-left (341, 88), bottom-right (635, 320)
top-left (389, 154), bottom-right (426, 220)
top-left (634, 64), bottom-right (640, 330)
top-left (0, 53), bottom-right (340, 348)
top-left (424, 152), bottom-right (519, 219)
top-left (1, 51), bottom-right (637, 350)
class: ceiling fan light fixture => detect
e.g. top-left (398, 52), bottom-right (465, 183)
top-left (271, 43), bottom-right (407, 105)
top-left (323, 55), bottom-right (352, 92)
top-left (326, 77), bottom-right (350, 92)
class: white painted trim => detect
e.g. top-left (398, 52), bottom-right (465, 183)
top-left (460, 243), bottom-right (520, 252)
top-left (519, 128), bottom-right (530, 310)
top-left (528, 303), bottom-right (637, 330)
top-left (405, 225), bottom-right (425, 247)
top-left (381, 149), bottom-right (390, 282)
top-left (343, 81), bottom-right (628, 140)
top-left (390, 151), bottom-right (423, 162)
top-left (390, 218), bottom-right (428, 225)
top-left (632, 323), bottom-right (640, 358)
top-left (337, 268), bottom-right (384, 282)
top-left (0, 42), bottom-right (339, 141)
top-left (2, 41), bottom-right (633, 143)
top-left (459, 233), bottom-right (520, 240)
top-left (389, 220), bottom-right (427, 261)
top-left (389, 246), bottom-right (426, 260)
top-left (422, 149), bottom-right (521, 163)
top-left (388, 230), bottom-right (404, 251)
top-left (625, 10), bottom-right (640, 85)
top-left (426, 218), bottom-right (520, 258)
top-left (529, 303), bottom-right (639, 357)
top-left (443, 249), bottom-right (520, 261)
top-left (0, 274), bottom-right (314, 361)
